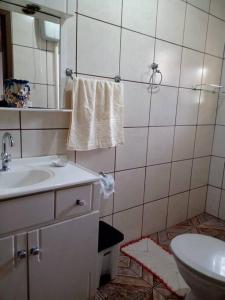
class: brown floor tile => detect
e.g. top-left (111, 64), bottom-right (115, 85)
top-left (97, 213), bottom-right (225, 300)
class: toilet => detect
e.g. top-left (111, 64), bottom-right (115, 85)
top-left (170, 234), bottom-right (225, 300)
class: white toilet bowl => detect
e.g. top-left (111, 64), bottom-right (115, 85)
top-left (170, 234), bottom-right (225, 300)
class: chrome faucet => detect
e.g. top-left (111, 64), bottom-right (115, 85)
top-left (1, 132), bottom-right (14, 171)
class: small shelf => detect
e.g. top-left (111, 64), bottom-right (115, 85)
top-left (0, 107), bottom-right (72, 112)
top-left (192, 83), bottom-right (224, 94)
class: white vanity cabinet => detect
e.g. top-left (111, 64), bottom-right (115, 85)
top-left (0, 233), bottom-right (28, 300)
top-left (28, 212), bottom-right (98, 300)
top-left (0, 182), bottom-right (100, 300)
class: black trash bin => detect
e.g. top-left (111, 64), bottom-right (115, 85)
top-left (97, 221), bottom-right (124, 287)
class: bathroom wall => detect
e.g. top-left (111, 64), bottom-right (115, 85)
top-left (207, 58), bottom-right (225, 220)
top-left (1, 0), bottom-right (225, 242)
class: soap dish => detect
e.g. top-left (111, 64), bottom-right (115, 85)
top-left (51, 158), bottom-right (68, 167)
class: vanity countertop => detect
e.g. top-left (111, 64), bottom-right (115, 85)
top-left (0, 155), bottom-right (100, 200)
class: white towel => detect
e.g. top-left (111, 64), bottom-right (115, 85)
top-left (67, 77), bottom-right (124, 151)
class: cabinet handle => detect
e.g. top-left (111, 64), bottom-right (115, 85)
top-left (76, 199), bottom-right (86, 206)
top-left (17, 250), bottom-right (27, 259)
top-left (30, 247), bottom-right (40, 256)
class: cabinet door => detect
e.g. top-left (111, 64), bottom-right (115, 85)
top-left (0, 234), bottom-right (28, 300)
top-left (29, 211), bottom-right (99, 300)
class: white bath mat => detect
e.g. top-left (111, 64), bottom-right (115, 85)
top-left (121, 238), bottom-right (189, 297)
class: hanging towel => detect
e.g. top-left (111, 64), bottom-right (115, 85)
top-left (67, 77), bottom-right (124, 151)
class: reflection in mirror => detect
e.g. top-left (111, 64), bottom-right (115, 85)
top-left (0, 5), bottom-right (61, 109)
top-left (0, 9), bottom-right (12, 98)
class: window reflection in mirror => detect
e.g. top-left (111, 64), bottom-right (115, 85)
top-left (0, 9), bottom-right (12, 98)
top-left (0, 4), bottom-right (60, 109)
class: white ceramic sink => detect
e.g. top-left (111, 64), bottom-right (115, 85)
top-left (0, 169), bottom-right (53, 189)
top-left (0, 155), bottom-right (99, 200)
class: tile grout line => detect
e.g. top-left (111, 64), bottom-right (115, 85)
top-left (141, 0), bottom-right (159, 237)
top-left (188, 0), bottom-right (211, 218)
top-left (112, 0), bottom-right (124, 227)
top-left (205, 0), bottom-right (225, 214)
top-left (166, 0), bottom-right (188, 227)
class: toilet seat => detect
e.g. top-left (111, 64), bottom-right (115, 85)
top-left (170, 234), bottom-right (225, 283)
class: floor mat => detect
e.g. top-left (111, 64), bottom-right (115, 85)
top-left (121, 238), bottom-right (189, 298)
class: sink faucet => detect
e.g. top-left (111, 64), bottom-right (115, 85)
top-left (1, 132), bottom-right (14, 171)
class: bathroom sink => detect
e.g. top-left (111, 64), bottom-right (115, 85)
top-left (0, 169), bottom-right (53, 189)
top-left (0, 155), bottom-right (99, 200)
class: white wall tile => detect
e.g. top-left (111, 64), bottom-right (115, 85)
top-left (150, 86), bottom-right (178, 126)
top-left (202, 55), bottom-right (223, 86)
top-left (157, 0), bottom-right (186, 45)
top-left (123, 0), bottom-right (157, 36)
top-left (13, 45), bottom-right (47, 84)
top-left (47, 51), bottom-right (56, 85)
top-left (173, 126), bottom-right (196, 161)
top-left (206, 16), bottom-right (225, 58)
top-left (76, 148), bottom-right (115, 173)
top-left (180, 48), bottom-right (204, 88)
top-left (77, 16), bottom-right (120, 77)
top-left (212, 126), bottom-right (225, 157)
top-left (206, 186), bottom-right (221, 217)
top-left (21, 112), bottom-right (69, 129)
top-left (30, 84), bottom-right (48, 108)
top-left (183, 5), bottom-right (208, 52)
top-left (176, 88), bottom-right (200, 125)
top-left (113, 206), bottom-right (143, 243)
top-left (120, 30), bottom-right (155, 82)
top-left (191, 157), bottom-right (210, 188)
top-left (67, 0), bottom-right (77, 15)
top-left (142, 198), bottom-right (168, 235)
top-left (222, 172), bottom-right (225, 190)
top-left (61, 15), bottom-right (76, 102)
top-left (47, 85), bottom-right (58, 109)
top-left (210, 0), bottom-right (225, 21)
top-left (155, 40), bottom-right (182, 87)
top-left (100, 215), bottom-right (113, 226)
top-left (188, 186), bottom-right (207, 218)
top-left (11, 12), bottom-right (46, 50)
top-left (100, 194), bottom-right (113, 218)
top-left (209, 156), bottom-right (224, 187)
top-left (167, 192), bottom-right (189, 227)
top-left (187, 0), bottom-right (210, 12)
top-left (21, 129), bottom-right (68, 157)
top-left (219, 190), bottom-right (225, 220)
top-left (216, 99), bottom-right (225, 125)
top-left (144, 163), bottom-right (171, 202)
top-left (220, 62), bottom-right (225, 87)
top-left (78, 0), bottom-right (122, 25)
top-left (0, 111), bottom-right (20, 129)
top-left (147, 126), bottom-right (174, 165)
top-left (194, 125), bottom-right (214, 157)
top-left (116, 128), bottom-right (148, 170)
top-left (170, 160), bottom-right (192, 195)
top-left (0, 130), bottom-right (21, 158)
top-left (198, 91), bottom-right (217, 125)
top-left (114, 168), bottom-right (145, 212)
top-left (123, 82), bottom-right (150, 127)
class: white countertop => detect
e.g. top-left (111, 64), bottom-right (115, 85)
top-left (0, 156), bottom-right (100, 200)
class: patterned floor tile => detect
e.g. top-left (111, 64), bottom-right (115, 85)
top-left (97, 213), bottom-right (225, 300)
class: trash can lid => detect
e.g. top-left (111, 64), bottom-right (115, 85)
top-left (98, 221), bottom-right (124, 252)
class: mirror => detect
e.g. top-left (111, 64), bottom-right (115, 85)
top-left (0, 3), bottom-right (62, 110)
